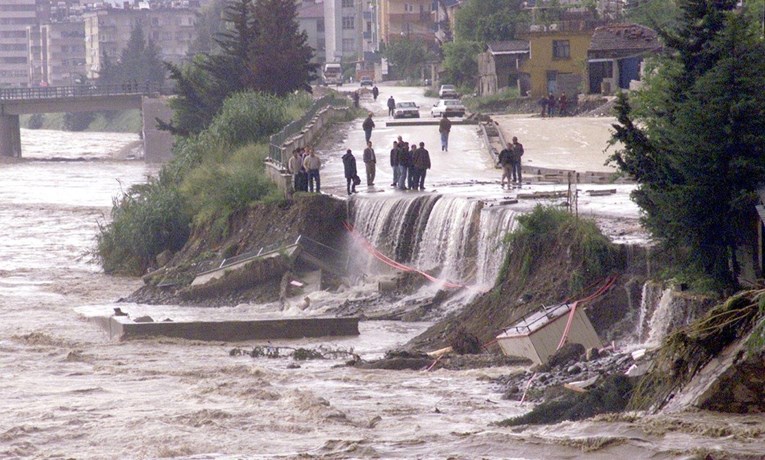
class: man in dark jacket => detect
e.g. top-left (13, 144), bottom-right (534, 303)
top-left (390, 140), bottom-right (400, 186)
top-left (396, 142), bottom-right (411, 190)
top-left (342, 149), bottom-right (358, 195)
top-left (362, 113), bottom-right (375, 143)
top-left (412, 142), bottom-right (431, 190)
top-left (407, 140), bottom-right (418, 190)
top-left (498, 146), bottom-right (513, 188)
top-left (387, 96), bottom-right (396, 117)
top-left (372, 85), bottom-right (379, 100)
top-left (438, 114), bottom-right (452, 151)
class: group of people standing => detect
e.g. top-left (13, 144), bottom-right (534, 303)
top-left (497, 136), bottom-right (524, 187)
top-left (539, 91), bottom-right (569, 117)
top-left (389, 136), bottom-right (431, 191)
top-left (287, 146), bottom-right (322, 193)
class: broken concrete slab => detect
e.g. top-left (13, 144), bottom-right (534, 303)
top-left (88, 314), bottom-right (360, 342)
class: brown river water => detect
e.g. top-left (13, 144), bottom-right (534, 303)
top-left (1, 127), bottom-right (763, 459)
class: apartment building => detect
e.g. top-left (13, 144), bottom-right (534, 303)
top-left (83, 6), bottom-right (196, 80)
top-left (379, 0), bottom-right (434, 45)
top-left (323, 0), bottom-right (363, 64)
top-left (1, 0), bottom-right (49, 87)
top-left (40, 20), bottom-right (87, 86)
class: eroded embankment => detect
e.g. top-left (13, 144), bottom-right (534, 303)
top-left (127, 194), bottom-right (348, 306)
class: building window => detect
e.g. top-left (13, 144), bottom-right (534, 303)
top-left (342, 0), bottom-right (354, 7)
top-left (553, 40), bottom-right (570, 59)
top-left (342, 38), bottom-right (356, 52)
top-left (342, 16), bottom-right (355, 30)
top-left (317, 18), bottom-right (324, 32)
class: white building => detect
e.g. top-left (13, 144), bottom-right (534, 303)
top-left (323, 0), bottom-right (363, 64)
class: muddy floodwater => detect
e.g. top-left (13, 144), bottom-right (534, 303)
top-left (2, 118), bottom-right (764, 459)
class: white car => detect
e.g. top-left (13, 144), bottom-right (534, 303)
top-left (431, 99), bottom-right (466, 118)
top-left (393, 101), bottom-right (420, 119)
top-left (439, 84), bottom-right (458, 98)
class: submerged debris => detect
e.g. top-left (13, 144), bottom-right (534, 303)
top-left (229, 345), bottom-right (358, 361)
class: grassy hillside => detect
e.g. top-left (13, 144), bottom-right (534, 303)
top-left (21, 110), bottom-right (142, 133)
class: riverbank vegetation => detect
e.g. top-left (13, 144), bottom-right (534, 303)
top-left (95, 0), bottom-right (320, 275)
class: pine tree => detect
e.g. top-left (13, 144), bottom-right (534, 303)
top-left (609, 3), bottom-right (765, 287)
top-left (252, 0), bottom-right (317, 95)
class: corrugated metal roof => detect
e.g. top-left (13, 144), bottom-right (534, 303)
top-left (487, 40), bottom-right (530, 55)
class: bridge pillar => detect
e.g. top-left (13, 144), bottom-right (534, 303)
top-left (0, 114), bottom-right (21, 158)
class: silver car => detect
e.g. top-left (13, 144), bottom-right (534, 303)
top-left (431, 99), bottom-right (466, 117)
top-left (393, 101), bottom-right (420, 118)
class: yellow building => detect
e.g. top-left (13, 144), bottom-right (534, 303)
top-left (518, 21), bottom-right (598, 99)
top-left (379, 0), bottom-right (434, 44)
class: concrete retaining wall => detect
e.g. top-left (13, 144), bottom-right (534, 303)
top-left (265, 105), bottom-right (349, 196)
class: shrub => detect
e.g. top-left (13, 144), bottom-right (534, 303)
top-left (96, 176), bottom-right (190, 275)
top-left (501, 205), bottom-right (617, 293)
top-left (180, 143), bottom-right (279, 238)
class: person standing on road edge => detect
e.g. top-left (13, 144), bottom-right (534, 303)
top-left (547, 92), bottom-right (556, 117)
top-left (390, 139), bottom-right (401, 186)
top-left (438, 114), bottom-right (452, 152)
top-left (363, 141), bottom-right (376, 186)
top-left (303, 147), bottom-right (321, 193)
top-left (387, 96), bottom-right (396, 117)
top-left (511, 136), bottom-right (524, 184)
top-left (397, 142), bottom-right (411, 190)
top-left (412, 142), bottom-right (431, 190)
top-left (362, 113), bottom-right (375, 143)
top-left (497, 145), bottom-right (513, 188)
top-left (342, 149), bottom-right (358, 195)
top-left (287, 149), bottom-right (303, 193)
top-left (372, 85), bottom-right (379, 101)
top-left (407, 140), bottom-right (418, 189)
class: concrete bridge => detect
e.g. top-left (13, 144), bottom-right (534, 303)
top-left (0, 84), bottom-right (173, 162)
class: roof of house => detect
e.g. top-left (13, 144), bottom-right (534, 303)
top-left (487, 40), bottom-right (530, 55)
top-left (589, 23), bottom-right (660, 52)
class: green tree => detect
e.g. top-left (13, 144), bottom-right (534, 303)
top-left (609, 2), bottom-right (765, 287)
top-left (252, 0), bottom-right (317, 94)
top-left (162, 0), bottom-right (316, 135)
top-left (383, 37), bottom-right (428, 79)
top-left (118, 23), bottom-right (166, 88)
top-left (442, 40), bottom-right (481, 86)
top-left (453, 0), bottom-right (527, 43)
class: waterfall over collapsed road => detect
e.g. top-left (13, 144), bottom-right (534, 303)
top-left (2, 119), bottom-right (765, 458)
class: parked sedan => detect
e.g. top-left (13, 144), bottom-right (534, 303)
top-left (431, 99), bottom-right (466, 118)
top-left (393, 101), bottom-right (420, 119)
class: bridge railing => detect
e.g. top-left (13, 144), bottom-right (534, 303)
top-left (0, 83), bottom-right (163, 101)
top-left (268, 93), bottom-right (348, 167)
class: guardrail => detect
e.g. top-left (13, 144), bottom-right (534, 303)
top-left (267, 93), bottom-right (348, 167)
top-left (0, 83), bottom-right (163, 101)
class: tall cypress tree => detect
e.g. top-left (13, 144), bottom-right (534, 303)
top-left (252, 0), bottom-right (317, 95)
top-left (609, 2), bottom-right (765, 287)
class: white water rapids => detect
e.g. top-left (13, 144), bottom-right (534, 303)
top-left (2, 127), bottom-right (764, 459)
